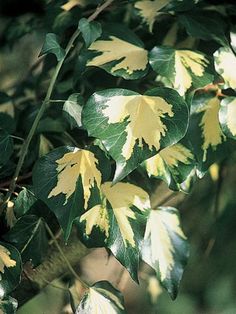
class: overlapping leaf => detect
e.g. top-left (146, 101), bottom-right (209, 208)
top-left (39, 33), bottom-right (65, 61)
top-left (82, 88), bottom-right (188, 182)
top-left (77, 281), bottom-right (126, 314)
top-left (149, 46), bottom-right (214, 96)
top-left (84, 25), bottom-right (149, 79)
top-left (0, 130), bottom-right (14, 167)
top-left (214, 47), bottom-right (236, 90)
top-left (219, 97), bottom-right (236, 140)
top-left (33, 146), bottom-right (109, 239)
top-left (144, 140), bottom-right (195, 190)
top-left (188, 92), bottom-right (229, 172)
top-left (77, 181), bottom-right (150, 281)
top-left (0, 242), bottom-right (22, 297)
top-left (141, 207), bottom-right (189, 299)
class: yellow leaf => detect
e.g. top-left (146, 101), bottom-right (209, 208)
top-left (102, 95), bottom-right (174, 160)
top-left (135, 0), bottom-right (170, 32)
top-left (147, 276), bottom-right (163, 303)
top-left (144, 210), bottom-right (186, 281)
top-left (87, 36), bottom-right (148, 75)
top-left (215, 48), bottom-right (236, 89)
top-left (0, 245), bottom-right (16, 274)
top-left (48, 149), bottom-right (101, 209)
top-left (199, 97), bottom-right (226, 161)
top-left (226, 98), bottom-right (236, 137)
top-left (174, 50), bottom-right (209, 96)
top-left (61, 0), bottom-right (87, 11)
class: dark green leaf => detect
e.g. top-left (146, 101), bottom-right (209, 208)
top-left (0, 130), bottom-right (14, 167)
top-left (79, 18), bottom-right (102, 48)
top-left (39, 33), bottom-right (65, 62)
top-left (14, 187), bottom-right (37, 217)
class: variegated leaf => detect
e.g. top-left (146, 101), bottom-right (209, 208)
top-left (219, 97), bottom-right (236, 139)
top-left (78, 181), bottom-right (151, 281)
top-left (149, 46), bottom-right (214, 96)
top-left (82, 88), bottom-right (188, 183)
top-left (33, 146), bottom-right (109, 240)
top-left (85, 26), bottom-right (148, 79)
top-left (141, 207), bottom-right (189, 299)
top-left (214, 47), bottom-right (236, 90)
top-left (77, 281), bottom-right (126, 314)
top-left (188, 92), bottom-right (229, 172)
top-left (144, 140), bottom-right (195, 190)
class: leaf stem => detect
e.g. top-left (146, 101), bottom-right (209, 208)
top-left (0, 0), bottom-right (114, 214)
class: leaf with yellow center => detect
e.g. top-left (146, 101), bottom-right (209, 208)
top-left (87, 35), bottom-right (148, 78)
top-left (199, 97), bottom-right (226, 162)
top-left (82, 88), bottom-right (188, 182)
top-left (102, 95), bottom-right (174, 160)
top-left (150, 46), bottom-right (213, 96)
top-left (48, 149), bottom-right (101, 209)
top-left (0, 245), bottom-right (16, 274)
top-left (214, 47), bottom-right (236, 89)
top-left (134, 0), bottom-right (170, 32)
top-left (141, 207), bottom-right (189, 299)
top-left (219, 97), bottom-right (236, 140)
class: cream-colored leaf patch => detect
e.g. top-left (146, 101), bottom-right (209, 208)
top-left (226, 98), bottom-right (236, 137)
top-left (102, 95), bottom-right (174, 160)
top-left (61, 0), bottom-right (87, 11)
top-left (214, 48), bottom-right (236, 89)
top-left (135, 0), bottom-right (170, 32)
top-left (87, 36), bottom-right (148, 75)
top-left (199, 97), bottom-right (226, 161)
top-left (0, 245), bottom-right (16, 274)
top-left (174, 50), bottom-right (209, 96)
top-left (144, 210), bottom-right (186, 281)
top-left (48, 149), bottom-right (101, 209)
top-left (101, 182), bottom-right (150, 247)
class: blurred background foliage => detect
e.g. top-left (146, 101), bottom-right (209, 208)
top-left (1, 0), bottom-right (236, 313)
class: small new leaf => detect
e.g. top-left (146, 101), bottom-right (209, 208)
top-left (141, 207), bottom-right (189, 299)
top-left (39, 33), bottom-right (65, 62)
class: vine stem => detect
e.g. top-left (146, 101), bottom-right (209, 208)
top-left (45, 223), bottom-right (88, 289)
top-left (0, 0), bottom-right (114, 214)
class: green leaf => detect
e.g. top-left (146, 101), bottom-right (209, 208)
top-left (77, 281), bottom-right (126, 313)
top-left (178, 11), bottom-right (228, 46)
top-left (0, 296), bottom-right (18, 314)
top-left (0, 242), bottom-right (22, 297)
top-left (32, 146), bottom-right (110, 240)
top-left (39, 33), bottom-right (65, 62)
top-left (82, 87), bottom-right (189, 183)
top-left (141, 207), bottom-right (189, 299)
top-left (214, 47), bottom-right (236, 90)
top-left (219, 97), bottom-right (236, 140)
top-left (63, 93), bottom-right (83, 129)
top-left (149, 46), bottom-right (214, 96)
top-left (0, 130), bottom-right (14, 167)
top-left (13, 187), bottom-right (37, 217)
top-left (144, 139), bottom-right (196, 191)
top-left (4, 215), bottom-right (48, 266)
top-left (79, 18), bottom-right (102, 48)
top-left (84, 25), bottom-right (149, 80)
top-left (77, 181), bottom-right (150, 282)
top-left (0, 113), bottom-right (16, 134)
top-left (188, 92), bottom-right (229, 172)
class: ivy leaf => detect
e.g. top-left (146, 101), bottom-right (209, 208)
top-left (13, 187), bottom-right (37, 217)
top-left (219, 97), bottom-right (236, 140)
top-left (214, 47), bottom-right (236, 90)
top-left (77, 181), bottom-right (150, 282)
top-left (61, 0), bottom-right (87, 11)
top-left (144, 140), bottom-right (195, 191)
top-left (188, 92), bottom-right (229, 172)
top-left (141, 207), bottom-right (189, 299)
top-left (82, 87), bottom-right (188, 183)
top-left (0, 242), bottom-right (22, 297)
top-left (0, 296), bottom-right (18, 314)
top-left (178, 11), bottom-right (228, 47)
top-left (33, 146), bottom-right (110, 240)
top-left (0, 129), bottom-right (14, 167)
top-left (79, 18), bottom-right (102, 48)
top-left (4, 215), bottom-right (48, 266)
top-left (149, 46), bottom-right (214, 96)
top-left (63, 93), bottom-right (84, 129)
top-left (77, 281), bottom-right (126, 313)
top-left (85, 25), bottom-right (149, 79)
top-left (39, 33), bottom-right (65, 62)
